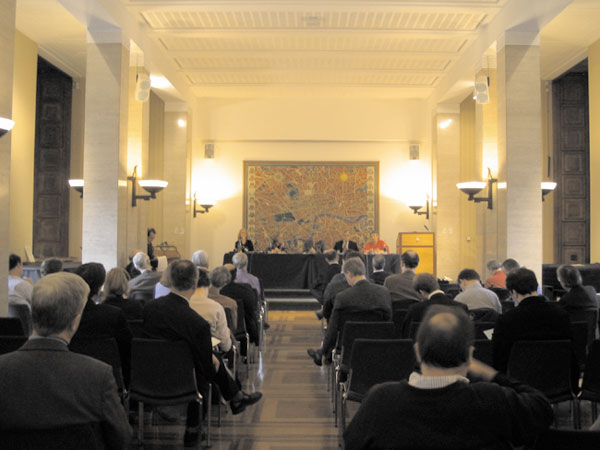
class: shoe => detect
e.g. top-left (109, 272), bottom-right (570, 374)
top-left (264, 322), bottom-right (271, 330)
top-left (307, 348), bottom-right (322, 366)
top-left (230, 391), bottom-right (263, 415)
top-left (183, 427), bottom-right (201, 447)
top-left (314, 310), bottom-right (324, 320)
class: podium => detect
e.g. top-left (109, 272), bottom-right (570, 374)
top-left (154, 244), bottom-right (181, 263)
top-left (396, 232), bottom-right (435, 275)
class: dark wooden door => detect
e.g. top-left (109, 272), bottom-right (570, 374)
top-left (33, 58), bottom-right (72, 257)
top-left (552, 70), bottom-right (590, 264)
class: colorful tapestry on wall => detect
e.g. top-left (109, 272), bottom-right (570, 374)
top-left (244, 161), bottom-right (379, 252)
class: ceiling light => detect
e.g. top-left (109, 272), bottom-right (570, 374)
top-left (150, 75), bottom-right (171, 89)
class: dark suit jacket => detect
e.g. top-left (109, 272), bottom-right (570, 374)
top-left (234, 239), bottom-right (254, 252)
top-left (492, 295), bottom-right (572, 372)
top-left (72, 299), bottom-right (132, 387)
top-left (0, 338), bottom-right (130, 449)
top-left (143, 292), bottom-right (214, 380)
top-left (558, 285), bottom-right (599, 314)
top-left (334, 240), bottom-right (359, 252)
top-left (103, 294), bottom-right (143, 321)
top-left (370, 270), bottom-right (392, 286)
top-left (402, 293), bottom-right (468, 338)
top-left (323, 272), bottom-right (350, 320)
top-left (384, 271), bottom-right (421, 302)
top-left (323, 279), bottom-right (392, 354)
top-left (311, 263), bottom-right (341, 303)
top-left (128, 270), bottom-right (161, 301)
top-left (220, 281), bottom-right (259, 344)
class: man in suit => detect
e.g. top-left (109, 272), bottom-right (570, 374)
top-left (402, 273), bottom-right (468, 338)
top-left (307, 257), bottom-right (392, 366)
top-left (384, 250), bottom-right (421, 304)
top-left (492, 268), bottom-right (572, 372)
top-left (0, 272), bottom-right (130, 449)
top-left (322, 250), bottom-right (363, 320)
top-left (556, 264), bottom-right (599, 314)
top-left (344, 306), bottom-right (553, 450)
top-left (333, 231), bottom-right (359, 253)
top-left (128, 252), bottom-right (161, 302)
top-left (143, 260), bottom-right (262, 446)
top-left (370, 254), bottom-right (392, 285)
top-left (311, 250), bottom-right (341, 306)
top-left (221, 264), bottom-right (260, 345)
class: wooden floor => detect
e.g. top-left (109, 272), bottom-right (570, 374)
top-left (132, 310), bottom-right (340, 449)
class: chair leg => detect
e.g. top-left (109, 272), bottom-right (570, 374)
top-left (206, 384), bottom-right (212, 447)
top-left (138, 401), bottom-right (144, 447)
top-left (592, 401), bottom-right (598, 422)
top-left (573, 398), bottom-right (581, 430)
top-left (340, 395), bottom-right (346, 434)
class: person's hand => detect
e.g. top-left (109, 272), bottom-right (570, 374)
top-left (467, 358), bottom-right (497, 381)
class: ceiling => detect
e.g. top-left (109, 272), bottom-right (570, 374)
top-left (14, 0), bottom-right (600, 104)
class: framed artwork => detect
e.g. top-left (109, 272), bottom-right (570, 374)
top-left (244, 161), bottom-right (379, 251)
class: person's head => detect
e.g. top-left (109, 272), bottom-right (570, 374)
top-left (413, 273), bottom-right (439, 297)
top-left (196, 268), bottom-right (210, 290)
top-left (238, 228), bottom-right (248, 241)
top-left (501, 258), bottom-right (520, 275)
top-left (486, 260), bottom-right (501, 273)
top-left (324, 250), bottom-right (339, 264)
top-left (556, 264), bottom-right (582, 291)
top-left (457, 269), bottom-right (481, 290)
top-left (224, 263), bottom-right (236, 281)
top-left (415, 305), bottom-right (474, 370)
top-left (210, 266), bottom-right (232, 290)
top-left (342, 257), bottom-right (366, 285)
top-left (506, 267), bottom-right (538, 300)
top-left (74, 263), bottom-right (106, 301)
top-left (128, 248), bottom-right (142, 261)
top-left (401, 250), bottom-right (419, 271)
top-left (9, 253), bottom-right (22, 275)
top-left (343, 231), bottom-right (351, 241)
top-left (132, 252), bottom-right (151, 271)
top-left (370, 232), bottom-right (378, 242)
top-left (103, 267), bottom-right (130, 300)
top-left (40, 258), bottom-right (63, 277)
top-left (147, 228), bottom-right (156, 241)
top-left (168, 260), bottom-right (198, 293)
top-left (32, 272), bottom-right (90, 339)
top-left (343, 250), bottom-right (363, 262)
top-left (373, 254), bottom-right (386, 271)
top-left (192, 250), bottom-right (209, 269)
top-left (232, 252), bottom-right (248, 270)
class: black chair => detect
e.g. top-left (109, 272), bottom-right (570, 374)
top-left (390, 296), bottom-right (418, 311)
top-left (0, 423), bottom-right (105, 450)
top-left (474, 321), bottom-right (496, 340)
top-left (128, 290), bottom-right (154, 305)
top-left (392, 309), bottom-right (409, 338)
top-left (127, 319), bottom-right (145, 338)
top-left (507, 340), bottom-right (579, 428)
top-left (8, 304), bottom-right (32, 336)
top-left (571, 321), bottom-right (591, 373)
top-left (69, 337), bottom-right (126, 394)
top-left (0, 317), bottom-right (25, 336)
top-left (469, 308), bottom-right (499, 323)
top-left (339, 338), bottom-right (416, 432)
top-left (532, 427), bottom-right (600, 450)
top-left (570, 308), bottom-right (599, 346)
top-left (0, 335), bottom-right (27, 355)
top-left (473, 339), bottom-right (494, 366)
top-left (408, 321), bottom-right (421, 340)
top-left (129, 339), bottom-right (208, 446)
top-left (500, 300), bottom-right (516, 314)
top-left (580, 340), bottom-right (600, 421)
top-left (490, 288), bottom-right (511, 302)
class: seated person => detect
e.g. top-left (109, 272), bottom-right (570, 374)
top-left (102, 267), bottom-right (143, 320)
top-left (154, 267), bottom-right (172, 298)
top-left (322, 250), bottom-right (363, 320)
top-left (267, 233), bottom-right (286, 253)
top-left (0, 272), bottom-right (130, 448)
top-left (370, 254), bottom-right (392, 286)
top-left (221, 264), bottom-right (260, 345)
top-left (303, 234), bottom-right (325, 254)
top-left (208, 266), bottom-right (239, 334)
top-left (40, 258), bottom-right (63, 277)
top-left (311, 250), bottom-right (341, 305)
top-left (334, 232), bottom-right (359, 253)
top-left (484, 260), bottom-right (506, 289)
top-left (125, 248), bottom-right (142, 280)
top-left (8, 253), bottom-right (33, 309)
top-left (363, 232), bottom-right (390, 254)
top-left (454, 268), bottom-right (502, 314)
top-left (556, 264), bottom-right (599, 314)
top-left (232, 252), bottom-right (262, 301)
top-left (234, 228), bottom-right (254, 253)
top-left (192, 249), bottom-right (210, 274)
top-left (128, 252), bottom-right (161, 302)
top-left (384, 250), bottom-right (421, 304)
top-left (344, 306), bottom-right (553, 450)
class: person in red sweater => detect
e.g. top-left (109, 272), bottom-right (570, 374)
top-left (363, 232), bottom-right (389, 254)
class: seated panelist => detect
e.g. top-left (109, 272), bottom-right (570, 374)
top-left (363, 232), bottom-right (390, 254)
top-left (234, 228), bottom-right (254, 253)
top-left (267, 233), bottom-right (286, 254)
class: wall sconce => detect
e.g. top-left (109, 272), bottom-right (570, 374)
top-left (541, 181), bottom-right (557, 201)
top-left (0, 117), bottom-right (15, 138)
top-left (127, 165), bottom-right (168, 207)
top-left (408, 195), bottom-right (430, 220)
top-left (68, 179), bottom-right (84, 197)
top-left (193, 193), bottom-right (215, 217)
top-left (457, 168), bottom-right (497, 209)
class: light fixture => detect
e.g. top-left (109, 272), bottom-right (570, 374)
top-left (439, 119), bottom-right (452, 129)
top-left (541, 181), bottom-right (557, 201)
top-left (408, 195), bottom-right (430, 220)
top-left (68, 179), bottom-right (84, 197)
top-left (127, 165), bottom-right (168, 207)
top-left (457, 168), bottom-right (497, 209)
top-left (193, 193), bottom-right (215, 217)
top-left (0, 117), bottom-right (15, 138)
top-left (177, 119), bottom-right (186, 128)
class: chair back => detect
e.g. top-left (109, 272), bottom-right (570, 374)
top-left (469, 308), bottom-right (499, 324)
top-left (8, 304), bottom-right (32, 337)
top-left (408, 321), bottom-right (421, 340)
top-left (581, 340), bottom-right (600, 400)
top-left (490, 288), bottom-right (511, 302)
top-left (129, 338), bottom-right (200, 404)
top-left (0, 336), bottom-right (28, 355)
top-left (128, 290), bottom-right (154, 305)
top-left (127, 319), bottom-right (145, 338)
top-left (474, 321), bottom-right (496, 340)
top-left (533, 427), bottom-right (600, 450)
top-left (507, 340), bottom-right (574, 400)
top-left (390, 295), bottom-right (418, 310)
top-left (570, 309), bottom-right (598, 346)
top-left (335, 309), bottom-right (390, 350)
top-left (0, 317), bottom-right (25, 336)
top-left (500, 300), bottom-right (516, 314)
top-left (69, 337), bottom-right (125, 392)
top-left (392, 309), bottom-right (409, 338)
top-left (0, 422), bottom-right (105, 450)
top-left (347, 338), bottom-right (415, 399)
top-left (571, 321), bottom-right (591, 372)
top-left (339, 321), bottom-right (395, 369)
top-left (473, 339), bottom-right (494, 366)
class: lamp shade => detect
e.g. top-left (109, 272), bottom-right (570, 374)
top-left (0, 117), bottom-right (15, 138)
top-left (138, 179), bottom-right (168, 195)
top-left (457, 181), bottom-right (486, 197)
top-left (541, 181), bottom-right (557, 193)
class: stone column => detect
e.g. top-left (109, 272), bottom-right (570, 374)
top-left (435, 106), bottom-right (461, 279)
top-left (496, 32), bottom-right (543, 279)
top-left (82, 30), bottom-right (129, 269)
top-left (0, 0), bottom-right (16, 315)
top-left (589, 39), bottom-right (600, 261)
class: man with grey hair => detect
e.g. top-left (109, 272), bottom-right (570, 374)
top-left (0, 273), bottom-right (130, 448)
top-left (40, 258), bottom-right (63, 277)
top-left (384, 250), bottom-right (421, 303)
top-left (128, 251), bottom-right (161, 302)
top-left (232, 252), bottom-right (262, 301)
top-left (307, 257), bottom-right (392, 366)
top-left (192, 250), bottom-right (209, 273)
top-left (208, 266), bottom-right (239, 334)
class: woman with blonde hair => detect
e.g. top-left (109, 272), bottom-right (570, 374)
top-left (234, 228), bottom-right (254, 252)
top-left (103, 267), bottom-right (143, 320)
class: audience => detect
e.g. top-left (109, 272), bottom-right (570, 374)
top-left (125, 248), bottom-right (142, 280)
top-left (402, 273), bottom-right (467, 338)
top-left (143, 260), bottom-right (262, 445)
top-left (8, 253), bottom-right (33, 309)
top-left (484, 259), bottom-right (506, 289)
top-left (102, 267), bottom-right (143, 320)
top-left (333, 231), bottom-right (359, 253)
top-left (556, 264), bottom-right (599, 314)
top-left (128, 252), bottom-right (161, 302)
top-left (0, 272), bottom-right (131, 448)
top-left (344, 306), bottom-right (553, 450)
top-left (492, 267), bottom-right (572, 372)
top-left (311, 249), bottom-right (341, 307)
top-left (370, 254), bottom-right (392, 285)
top-left (221, 264), bottom-right (260, 345)
top-left (40, 257), bottom-right (63, 277)
top-left (192, 249), bottom-right (210, 273)
top-left (384, 250), bottom-right (421, 303)
top-left (454, 269), bottom-right (502, 314)
top-left (307, 257), bottom-right (392, 366)
top-left (208, 266), bottom-right (239, 334)
top-left (154, 266), bottom-right (172, 298)
top-left (322, 250), bottom-right (362, 320)
top-left (190, 270), bottom-right (232, 353)
top-left (501, 258), bottom-right (520, 276)
top-left (232, 252), bottom-right (262, 301)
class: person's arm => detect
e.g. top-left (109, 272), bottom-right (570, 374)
top-left (246, 240), bottom-right (254, 252)
top-left (343, 384), bottom-right (384, 450)
top-left (322, 282), bottom-right (337, 320)
top-left (100, 365), bottom-right (131, 450)
top-left (215, 306), bottom-right (232, 352)
top-left (244, 290), bottom-right (260, 344)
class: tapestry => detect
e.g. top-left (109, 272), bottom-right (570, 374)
top-left (244, 161), bottom-right (379, 252)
